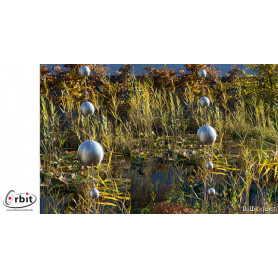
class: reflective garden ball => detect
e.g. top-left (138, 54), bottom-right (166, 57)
top-left (197, 125), bottom-right (217, 145)
top-left (208, 188), bottom-right (216, 196)
top-left (80, 102), bottom-right (95, 117)
top-left (89, 188), bottom-right (100, 199)
top-left (205, 161), bottom-right (214, 170)
top-left (78, 140), bottom-right (104, 166)
top-left (79, 66), bottom-right (90, 77)
top-left (199, 96), bottom-right (210, 108)
top-left (198, 69), bottom-right (207, 78)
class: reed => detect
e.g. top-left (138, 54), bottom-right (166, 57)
top-left (40, 64), bottom-right (278, 214)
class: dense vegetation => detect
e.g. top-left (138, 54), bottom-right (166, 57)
top-left (40, 64), bottom-right (278, 214)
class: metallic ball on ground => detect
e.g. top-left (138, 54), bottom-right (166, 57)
top-left (80, 102), bottom-right (95, 117)
top-left (79, 66), bottom-right (90, 77)
top-left (77, 140), bottom-right (104, 166)
top-left (89, 188), bottom-right (100, 199)
top-left (198, 69), bottom-right (207, 78)
top-left (199, 96), bottom-right (210, 108)
top-left (205, 161), bottom-right (214, 170)
top-left (208, 188), bottom-right (216, 196)
top-left (197, 125), bottom-right (217, 145)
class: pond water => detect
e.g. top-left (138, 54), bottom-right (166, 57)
top-left (40, 146), bottom-right (278, 214)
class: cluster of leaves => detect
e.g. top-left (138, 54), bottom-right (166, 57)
top-left (248, 64), bottom-right (278, 105)
top-left (151, 202), bottom-right (197, 214)
top-left (143, 65), bottom-right (179, 89)
top-left (40, 64), bottom-right (109, 104)
top-left (142, 64), bottom-right (220, 90)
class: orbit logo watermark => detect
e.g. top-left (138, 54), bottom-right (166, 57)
top-left (3, 190), bottom-right (37, 211)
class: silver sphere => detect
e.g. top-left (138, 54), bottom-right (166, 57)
top-left (89, 188), bottom-right (100, 199)
top-left (78, 140), bottom-right (104, 166)
top-left (199, 96), bottom-right (210, 108)
top-left (198, 69), bottom-right (207, 78)
top-left (197, 125), bottom-right (217, 145)
top-left (208, 188), bottom-right (216, 196)
top-left (205, 161), bottom-right (214, 170)
top-left (80, 102), bottom-right (95, 117)
top-left (79, 66), bottom-right (90, 77)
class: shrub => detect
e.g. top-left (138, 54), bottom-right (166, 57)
top-left (152, 202), bottom-right (197, 214)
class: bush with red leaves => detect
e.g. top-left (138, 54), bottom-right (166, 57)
top-left (152, 202), bottom-right (197, 214)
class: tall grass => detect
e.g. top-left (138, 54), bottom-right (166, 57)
top-left (40, 65), bottom-right (278, 214)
